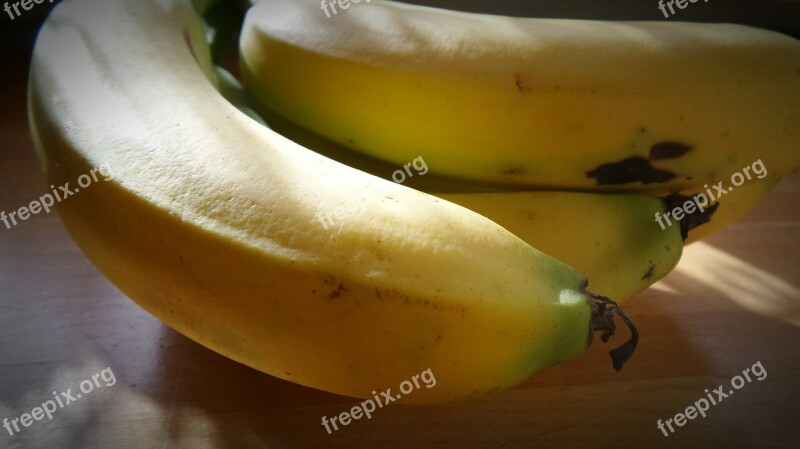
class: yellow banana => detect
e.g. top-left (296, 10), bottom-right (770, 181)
top-left (440, 192), bottom-right (683, 302)
top-left (30, 0), bottom-right (637, 404)
top-left (440, 181), bottom-right (777, 300)
top-left (240, 0), bottom-right (800, 191)
top-left (442, 181), bottom-right (778, 297)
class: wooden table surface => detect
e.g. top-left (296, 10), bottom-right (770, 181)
top-left (2, 2), bottom-right (800, 449)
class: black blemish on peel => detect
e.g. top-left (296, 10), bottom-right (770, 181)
top-left (641, 263), bottom-right (656, 280)
top-left (649, 142), bottom-right (692, 160)
top-left (664, 193), bottom-right (721, 240)
top-left (586, 157), bottom-right (676, 185)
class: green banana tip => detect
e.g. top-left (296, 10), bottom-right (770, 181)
top-left (588, 292), bottom-right (639, 371)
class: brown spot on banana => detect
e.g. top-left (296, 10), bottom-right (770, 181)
top-left (514, 73), bottom-right (529, 93)
top-left (586, 156), bottom-right (676, 185)
top-left (329, 284), bottom-right (347, 299)
top-left (664, 193), bottom-right (720, 240)
top-left (649, 142), bottom-right (692, 160)
top-left (641, 263), bottom-right (656, 280)
top-left (587, 140), bottom-right (693, 185)
top-left (500, 166), bottom-right (526, 176)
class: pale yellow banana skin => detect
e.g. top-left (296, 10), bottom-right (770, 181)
top-left (29, 0), bottom-right (603, 403)
top-left (240, 0), bottom-right (800, 191)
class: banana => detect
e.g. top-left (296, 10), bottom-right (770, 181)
top-left (29, 0), bottom-right (637, 404)
top-left (439, 183), bottom-right (778, 300)
top-left (240, 0), bottom-right (800, 191)
top-left (440, 192), bottom-right (683, 302)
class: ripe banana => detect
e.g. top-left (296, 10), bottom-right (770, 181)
top-left (442, 181), bottom-right (778, 296)
top-left (29, 0), bottom-right (637, 404)
top-left (440, 192), bottom-right (683, 302)
top-left (240, 0), bottom-right (800, 191)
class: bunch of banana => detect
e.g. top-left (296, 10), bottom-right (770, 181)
top-left (29, 0), bottom-right (644, 404)
top-left (27, 0), bottom-right (792, 405)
